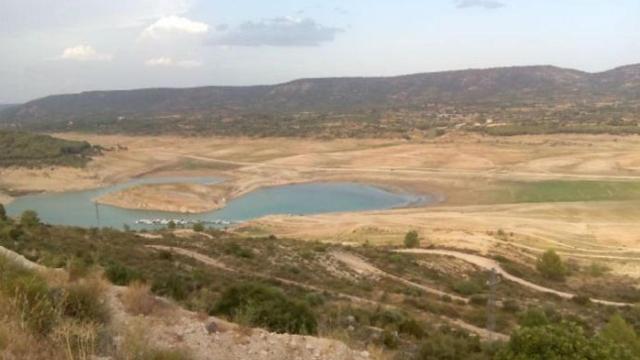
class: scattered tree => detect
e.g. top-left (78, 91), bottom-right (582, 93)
top-left (0, 203), bottom-right (6, 221)
top-left (167, 220), bottom-right (176, 230)
top-left (404, 230), bottom-right (420, 248)
top-left (193, 222), bottom-right (204, 232)
top-left (536, 249), bottom-right (567, 281)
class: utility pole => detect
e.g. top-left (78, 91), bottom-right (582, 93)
top-left (486, 268), bottom-right (500, 340)
top-left (94, 201), bottom-right (101, 228)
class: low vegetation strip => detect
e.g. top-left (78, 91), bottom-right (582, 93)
top-left (0, 130), bottom-right (99, 167)
top-left (397, 249), bottom-right (631, 307)
top-left (496, 180), bottom-right (640, 203)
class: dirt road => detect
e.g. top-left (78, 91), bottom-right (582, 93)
top-left (331, 251), bottom-right (467, 302)
top-left (147, 245), bottom-right (507, 340)
top-left (397, 249), bottom-right (630, 307)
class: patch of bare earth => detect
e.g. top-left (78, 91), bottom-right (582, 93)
top-left (98, 183), bottom-right (229, 213)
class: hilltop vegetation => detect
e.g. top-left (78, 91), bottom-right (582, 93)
top-left (0, 130), bottom-right (99, 167)
top-left (1, 64), bottom-right (639, 138)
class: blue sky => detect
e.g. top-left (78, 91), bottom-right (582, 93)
top-left (0, 0), bottom-right (638, 102)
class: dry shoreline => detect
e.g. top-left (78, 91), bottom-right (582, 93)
top-left (92, 175), bottom-right (433, 214)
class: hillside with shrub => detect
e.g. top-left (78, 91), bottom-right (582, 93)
top-left (1, 64), bottom-right (639, 138)
top-left (2, 210), bottom-right (640, 359)
top-left (0, 130), bottom-right (99, 167)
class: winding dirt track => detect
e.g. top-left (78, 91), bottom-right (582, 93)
top-left (330, 251), bottom-right (468, 303)
top-left (397, 249), bottom-right (631, 307)
top-left (146, 245), bottom-right (507, 340)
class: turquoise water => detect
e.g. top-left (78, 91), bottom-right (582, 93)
top-left (6, 177), bottom-right (425, 229)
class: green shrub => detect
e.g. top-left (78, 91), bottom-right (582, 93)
top-left (502, 299), bottom-right (520, 313)
top-left (404, 230), bottom-right (420, 248)
top-left (571, 294), bottom-right (591, 306)
top-left (152, 273), bottom-right (190, 301)
top-left (496, 322), bottom-right (635, 360)
top-left (192, 223), bottom-right (204, 232)
top-left (452, 279), bottom-right (483, 295)
top-left (213, 282), bottom-right (317, 335)
top-left (0, 256), bottom-right (59, 335)
top-left (587, 262), bottom-right (610, 277)
top-left (600, 314), bottom-right (640, 357)
top-left (536, 250), bottom-right (567, 281)
top-left (62, 281), bottom-right (109, 324)
top-left (303, 292), bottom-right (325, 307)
top-left (469, 294), bottom-right (488, 306)
top-left (20, 210), bottom-right (40, 228)
top-left (519, 308), bottom-right (549, 328)
top-left (398, 318), bottom-right (425, 339)
top-left (416, 331), bottom-right (484, 360)
top-left (224, 243), bottom-right (254, 259)
top-left (381, 330), bottom-right (399, 349)
top-left (370, 308), bottom-right (406, 329)
top-left (105, 262), bottom-right (140, 286)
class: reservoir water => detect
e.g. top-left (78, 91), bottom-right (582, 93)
top-left (6, 177), bottom-right (424, 229)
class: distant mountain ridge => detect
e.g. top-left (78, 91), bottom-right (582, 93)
top-left (1, 64), bottom-right (639, 137)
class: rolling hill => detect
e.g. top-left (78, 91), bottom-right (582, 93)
top-left (1, 64), bottom-right (639, 137)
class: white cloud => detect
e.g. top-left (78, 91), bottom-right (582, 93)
top-left (176, 59), bottom-right (203, 68)
top-left (60, 45), bottom-right (112, 61)
top-left (145, 57), bottom-right (203, 68)
top-left (455, 0), bottom-right (505, 9)
top-left (141, 16), bottom-right (209, 39)
top-left (145, 57), bottom-right (174, 66)
top-left (1, 0), bottom-right (194, 35)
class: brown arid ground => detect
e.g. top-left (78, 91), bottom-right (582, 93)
top-left (3, 132), bottom-right (640, 276)
top-left (0, 244), bottom-right (373, 360)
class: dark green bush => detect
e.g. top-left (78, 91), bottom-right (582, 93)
top-left (62, 282), bottom-right (110, 324)
top-left (398, 318), bottom-right (425, 339)
top-left (496, 322), bottom-right (635, 360)
top-left (224, 243), bottom-right (254, 259)
top-left (416, 330), bottom-right (485, 360)
top-left (381, 330), bottom-right (399, 349)
top-left (404, 230), bottom-right (420, 248)
top-left (453, 279), bottom-right (484, 296)
top-left (571, 294), bottom-right (591, 306)
top-left (502, 299), bottom-right (520, 313)
top-left (519, 308), bottom-right (549, 327)
top-left (536, 250), bottom-right (567, 281)
top-left (105, 262), bottom-right (140, 286)
top-left (152, 273), bottom-right (190, 301)
top-left (20, 210), bottom-right (40, 228)
top-left (213, 282), bottom-right (317, 335)
top-left (470, 294), bottom-right (488, 306)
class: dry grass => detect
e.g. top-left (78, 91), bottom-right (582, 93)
top-left (116, 319), bottom-right (192, 360)
top-left (121, 281), bottom-right (158, 316)
top-left (52, 320), bottom-right (101, 360)
top-left (0, 290), bottom-right (65, 359)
